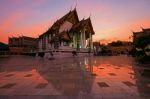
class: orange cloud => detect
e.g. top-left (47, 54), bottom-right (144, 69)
top-left (0, 11), bottom-right (25, 43)
top-left (94, 19), bottom-right (150, 44)
top-left (116, 19), bottom-right (150, 41)
top-left (0, 12), bottom-right (24, 32)
top-left (10, 20), bottom-right (52, 38)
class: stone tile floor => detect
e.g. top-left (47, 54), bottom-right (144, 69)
top-left (0, 55), bottom-right (150, 99)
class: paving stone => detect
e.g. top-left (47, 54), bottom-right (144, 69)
top-left (5, 74), bottom-right (14, 77)
top-left (35, 83), bottom-right (48, 89)
top-left (0, 83), bottom-right (16, 89)
top-left (0, 55), bottom-right (150, 98)
top-left (99, 68), bottom-right (104, 69)
top-left (91, 73), bottom-right (97, 76)
top-left (108, 73), bottom-right (116, 76)
top-left (97, 82), bottom-right (109, 87)
top-left (122, 81), bottom-right (135, 87)
top-left (24, 74), bottom-right (33, 77)
top-left (114, 67), bottom-right (120, 69)
top-left (128, 72), bottom-right (135, 75)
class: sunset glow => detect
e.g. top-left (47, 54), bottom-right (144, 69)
top-left (0, 0), bottom-right (150, 44)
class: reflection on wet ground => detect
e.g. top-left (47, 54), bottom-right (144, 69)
top-left (0, 55), bottom-right (150, 99)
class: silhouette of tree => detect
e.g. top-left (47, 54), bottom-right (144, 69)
top-left (108, 40), bottom-right (123, 47)
top-left (134, 36), bottom-right (150, 49)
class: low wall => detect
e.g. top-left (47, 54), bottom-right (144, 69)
top-left (37, 51), bottom-right (93, 58)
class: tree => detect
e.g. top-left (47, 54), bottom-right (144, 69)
top-left (108, 40), bottom-right (123, 47)
top-left (0, 42), bottom-right (9, 51)
top-left (93, 41), bottom-right (100, 47)
top-left (134, 36), bottom-right (150, 49)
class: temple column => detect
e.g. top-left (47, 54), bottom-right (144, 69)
top-left (40, 39), bottom-right (42, 51)
top-left (80, 31), bottom-right (82, 48)
top-left (83, 29), bottom-right (86, 48)
top-left (48, 34), bottom-right (51, 49)
top-left (42, 38), bottom-right (44, 51)
top-left (38, 39), bottom-right (40, 51)
top-left (80, 29), bottom-right (86, 49)
top-left (45, 36), bottom-right (47, 51)
top-left (43, 37), bottom-right (45, 51)
top-left (89, 32), bottom-right (93, 50)
top-left (39, 38), bottom-right (43, 51)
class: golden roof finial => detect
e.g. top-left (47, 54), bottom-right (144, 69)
top-left (140, 26), bottom-right (144, 31)
top-left (74, 0), bottom-right (77, 10)
top-left (70, 5), bottom-right (72, 11)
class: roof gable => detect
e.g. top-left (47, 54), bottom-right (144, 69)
top-left (70, 17), bottom-right (95, 35)
top-left (51, 8), bottom-right (79, 30)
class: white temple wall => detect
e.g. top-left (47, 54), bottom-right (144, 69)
top-left (48, 34), bottom-right (51, 49)
top-left (43, 51), bottom-right (92, 59)
top-left (80, 30), bottom-right (86, 49)
top-left (38, 39), bottom-right (42, 51)
top-left (80, 32), bottom-right (82, 48)
top-left (38, 39), bottom-right (40, 51)
top-left (90, 33), bottom-right (93, 49)
top-left (83, 30), bottom-right (86, 48)
top-left (59, 21), bottom-right (73, 33)
top-left (45, 36), bottom-right (48, 50)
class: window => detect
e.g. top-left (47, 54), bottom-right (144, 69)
top-left (63, 41), bottom-right (69, 46)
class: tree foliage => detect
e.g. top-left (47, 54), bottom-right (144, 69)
top-left (134, 36), bottom-right (150, 49)
top-left (93, 41), bottom-right (100, 47)
top-left (0, 42), bottom-right (9, 51)
top-left (108, 40), bottom-right (123, 47)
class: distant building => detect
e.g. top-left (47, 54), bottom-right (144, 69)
top-left (133, 28), bottom-right (150, 56)
top-left (110, 46), bottom-right (132, 55)
top-left (107, 41), bottom-right (133, 55)
top-left (9, 36), bottom-right (38, 53)
top-left (38, 8), bottom-right (95, 54)
top-left (133, 28), bottom-right (150, 43)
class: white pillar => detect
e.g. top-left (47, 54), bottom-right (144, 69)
top-left (80, 30), bottom-right (86, 49)
top-left (39, 40), bottom-right (41, 51)
top-left (80, 32), bottom-right (82, 48)
top-left (45, 36), bottom-right (48, 51)
top-left (39, 39), bottom-right (43, 51)
top-left (48, 34), bottom-right (51, 49)
top-left (83, 29), bottom-right (86, 48)
top-left (90, 33), bottom-right (93, 50)
top-left (38, 40), bottom-right (40, 51)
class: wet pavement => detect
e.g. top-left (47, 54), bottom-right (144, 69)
top-left (0, 55), bottom-right (150, 99)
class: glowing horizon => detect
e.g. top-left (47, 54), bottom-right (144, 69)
top-left (0, 0), bottom-right (150, 44)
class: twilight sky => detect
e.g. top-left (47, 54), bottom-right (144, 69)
top-left (0, 0), bottom-right (150, 44)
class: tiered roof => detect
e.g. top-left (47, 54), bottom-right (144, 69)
top-left (133, 28), bottom-right (150, 34)
top-left (133, 28), bottom-right (150, 41)
top-left (39, 8), bottom-right (95, 41)
top-left (71, 17), bottom-right (95, 34)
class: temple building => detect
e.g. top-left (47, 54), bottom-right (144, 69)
top-left (133, 28), bottom-right (150, 56)
top-left (38, 8), bottom-right (95, 54)
top-left (133, 28), bottom-right (150, 43)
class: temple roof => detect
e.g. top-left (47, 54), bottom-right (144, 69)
top-left (49, 31), bottom-right (71, 43)
top-left (142, 28), bottom-right (150, 33)
top-left (39, 8), bottom-right (95, 39)
top-left (39, 8), bottom-right (79, 38)
top-left (133, 28), bottom-right (150, 35)
top-left (71, 17), bottom-right (95, 35)
top-left (51, 8), bottom-right (79, 29)
top-left (133, 31), bottom-right (143, 34)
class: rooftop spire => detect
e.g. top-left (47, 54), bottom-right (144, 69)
top-left (140, 26), bottom-right (144, 31)
top-left (70, 5), bottom-right (72, 11)
top-left (73, 0), bottom-right (77, 10)
top-left (89, 13), bottom-right (91, 18)
top-left (131, 29), bottom-right (134, 33)
top-left (75, 0), bottom-right (77, 7)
